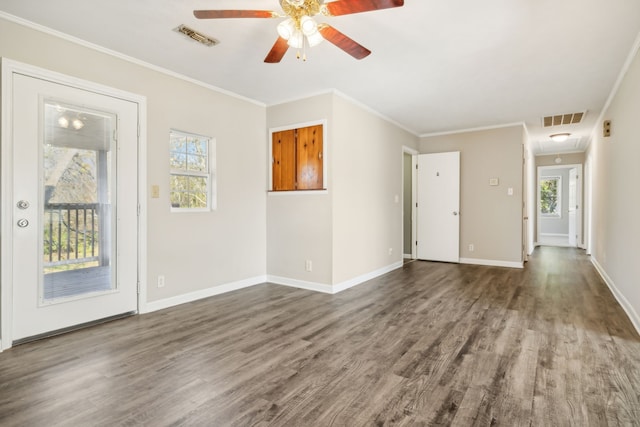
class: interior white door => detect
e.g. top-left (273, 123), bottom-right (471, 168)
top-left (416, 152), bottom-right (460, 262)
top-left (10, 73), bottom-right (138, 342)
top-left (568, 167), bottom-right (577, 247)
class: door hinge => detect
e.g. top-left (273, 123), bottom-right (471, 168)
top-left (113, 129), bottom-right (118, 142)
top-left (137, 204), bottom-right (141, 216)
top-left (137, 281), bottom-right (141, 294)
top-left (416, 164), bottom-right (419, 169)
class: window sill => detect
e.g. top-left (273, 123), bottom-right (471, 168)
top-left (268, 189), bottom-right (328, 196)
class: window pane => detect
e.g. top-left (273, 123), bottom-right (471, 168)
top-left (169, 130), bottom-right (212, 210)
top-left (188, 176), bottom-right (208, 208)
top-left (170, 151), bottom-right (186, 170)
top-left (540, 177), bottom-right (560, 215)
top-left (187, 153), bottom-right (207, 172)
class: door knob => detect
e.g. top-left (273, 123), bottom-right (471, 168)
top-left (17, 200), bottom-right (30, 209)
top-left (453, 211), bottom-right (458, 216)
top-left (17, 218), bottom-right (29, 228)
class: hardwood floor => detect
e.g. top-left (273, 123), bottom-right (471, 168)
top-left (1, 247), bottom-right (639, 426)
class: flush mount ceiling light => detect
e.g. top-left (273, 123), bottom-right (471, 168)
top-left (193, 0), bottom-right (405, 63)
top-left (550, 133), bottom-right (571, 143)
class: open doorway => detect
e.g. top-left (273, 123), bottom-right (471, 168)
top-left (536, 164), bottom-right (582, 247)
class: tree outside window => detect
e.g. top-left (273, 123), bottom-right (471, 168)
top-left (169, 130), bottom-right (215, 211)
top-left (540, 176), bottom-right (561, 216)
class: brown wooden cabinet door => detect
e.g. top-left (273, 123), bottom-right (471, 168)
top-left (271, 124), bottom-right (323, 191)
top-left (272, 129), bottom-right (296, 191)
top-left (296, 124), bottom-right (323, 190)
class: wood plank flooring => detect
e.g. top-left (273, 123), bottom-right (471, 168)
top-left (1, 247), bottom-right (639, 426)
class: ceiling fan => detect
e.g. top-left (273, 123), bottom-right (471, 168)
top-left (193, 0), bottom-right (405, 63)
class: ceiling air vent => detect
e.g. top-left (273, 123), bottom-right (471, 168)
top-left (175, 25), bottom-right (219, 47)
top-left (543, 112), bottom-right (585, 127)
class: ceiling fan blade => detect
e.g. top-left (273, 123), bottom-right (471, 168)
top-left (324, 0), bottom-right (404, 16)
top-left (194, 10), bottom-right (277, 19)
top-left (318, 24), bottom-right (371, 60)
top-left (264, 37), bottom-right (290, 63)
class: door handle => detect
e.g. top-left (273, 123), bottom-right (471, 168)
top-left (17, 200), bottom-right (30, 210)
top-left (17, 218), bottom-right (29, 228)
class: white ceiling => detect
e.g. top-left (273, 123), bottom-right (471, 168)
top-left (2, 0), bottom-right (640, 154)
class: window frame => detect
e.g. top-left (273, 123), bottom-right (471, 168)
top-left (268, 119), bottom-right (328, 195)
top-left (169, 129), bottom-right (216, 213)
top-left (539, 175), bottom-right (562, 218)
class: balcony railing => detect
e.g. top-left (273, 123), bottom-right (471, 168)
top-left (44, 203), bottom-right (101, 269)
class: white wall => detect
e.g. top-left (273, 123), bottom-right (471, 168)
top-left (587, 38), bottom-right (640, 332)
top-left (420, 126), bottom-right (525, 266)
top-left (266, 92), bottom-right (418, 289)
top-left (331, 95), bottom-right (417, 285)
top-left (266, 94), bottom-right (334, 286)
top-left (0, 16), bottom-right (268, 308)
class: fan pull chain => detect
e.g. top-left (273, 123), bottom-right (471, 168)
top-left (302, 36), bottom-right (307, 61)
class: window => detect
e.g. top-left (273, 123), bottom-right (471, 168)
top-left (169, 130), bottom-right (215, 211)
top-left (271, 123), bottom-right (324, 191)
top-left (540, 176), bottom-right (561, 217)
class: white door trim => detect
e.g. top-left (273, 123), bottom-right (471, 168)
top-left (402, 146), bottom-right (418, 260)
top-left (1, 58), bottom-right (148, 351)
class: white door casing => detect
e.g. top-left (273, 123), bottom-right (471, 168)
top-left (1, 59), bottom-right (147, 350)
top-left (568, 168), bottom-right (577, 247)
top-left (416, 152), bottom-right (460, 262)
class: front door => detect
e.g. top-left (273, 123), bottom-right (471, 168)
top-left (416, 152), bottom-right (460, 262)
top-left (7, 71), bottom-right (139, 343)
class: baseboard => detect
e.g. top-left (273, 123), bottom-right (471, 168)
top-left (135, 259), bottom-right (408, 314)
top-left (403, 254), bottom-right (412, 259)
top-left (266, 276), bottom-right (334, 294)
top-left (591, 257), bottom-right (640, 336)
top-left (333, 261), bottom-right (404, 293)
top-left (459, 258), bottom-right (524, 269)
top-left (268, 261), bottom-right (404, 295)
top-left (142, 275), bottom-right (267, 313)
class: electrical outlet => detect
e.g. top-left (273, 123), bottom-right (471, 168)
top-left (305, 260), bottom-right (312, 272)
top-left (157, 275), bottom-right (165, 288)
top-left (468, 244), bottom-right (474, 252)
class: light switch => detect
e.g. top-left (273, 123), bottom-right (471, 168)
top-left (489, 178), bottom-right (499, 186)
top-left (151, 185), bottom-right (160, 198)
top-left (508, 187), bottom-right (513, 196)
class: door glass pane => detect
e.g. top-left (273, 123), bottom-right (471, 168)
top-left (41, 100), bottom-right (116, 303)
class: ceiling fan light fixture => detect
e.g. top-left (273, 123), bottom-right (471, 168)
top-left (300, 15), bottom-right (318, 36)
top-left (277, 18), bottom-right (295, 40)
top-left (550, 133), bottom-right (571, 143)
top-left (306, 30), bottom-right (324, 47)
top-left (288, 30), bottom-right (304, 48)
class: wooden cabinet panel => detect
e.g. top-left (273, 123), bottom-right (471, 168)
top-left (272, 129), bottom-right (296, 191)
top-left (271, 124), bottom-right (323, 191)
top-left (296, 125), bottom-right (323, 190)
